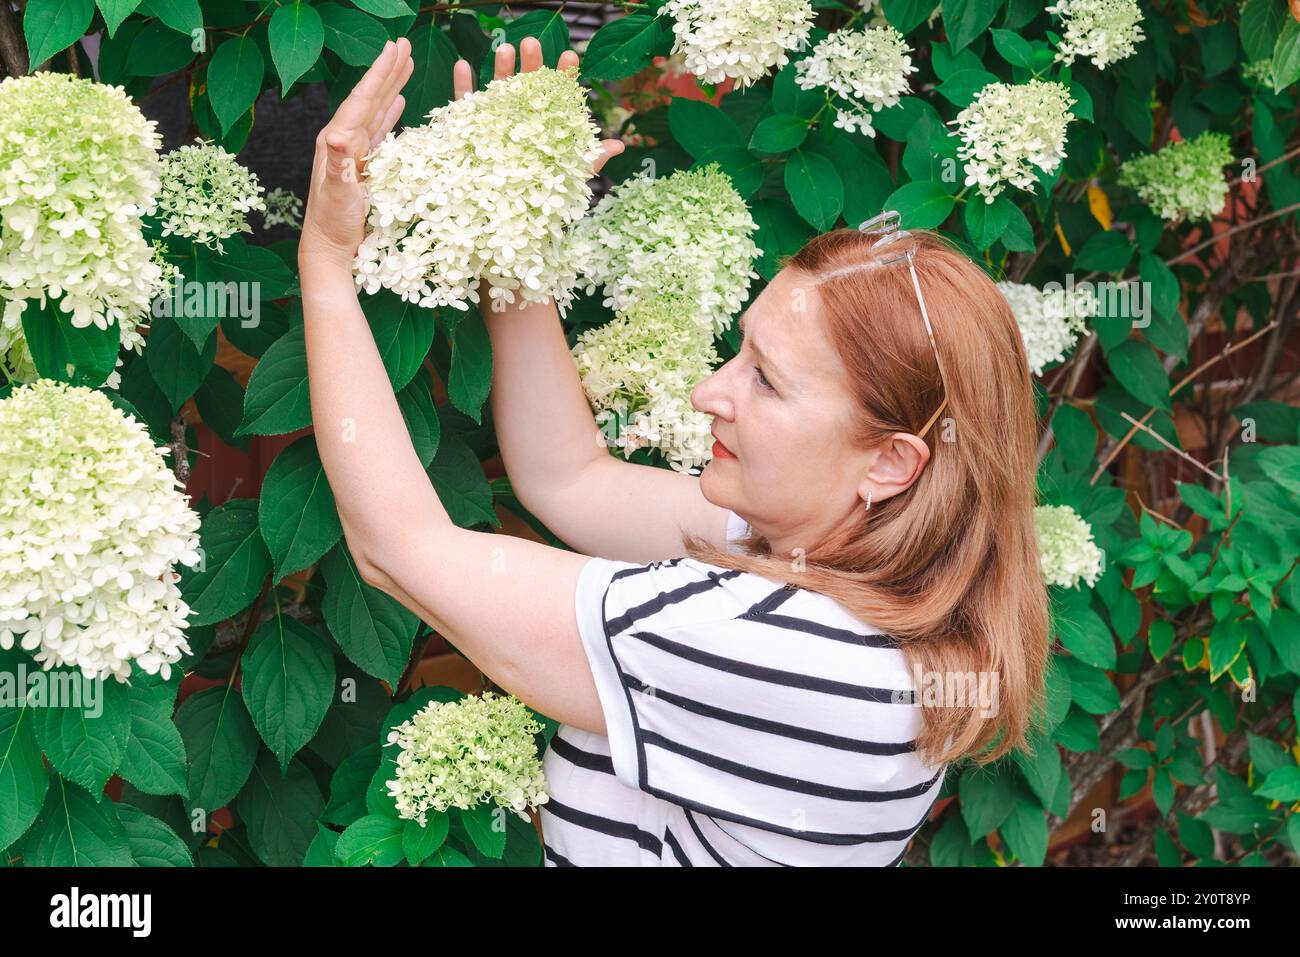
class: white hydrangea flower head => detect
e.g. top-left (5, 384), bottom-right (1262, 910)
top-left (1045, 0), bottom-right (1144, 70)
top-left (262, 186), bottom-right (304, 230)
top-left (949, 79), bottom-right (1076, 204)
top-left (661, 0), bottom-right (815, 88)
top-left (1034, 504), bottom-right (1104, 589)
top-left (573, 293), bottom-right (718, 474)
top-left (1116, 131), bottom-right (1233, 223)
top-left (0, 72), bottom-right (164, 375)
top-left (570, 164), bottom-right (760, 337)
top-left (794, 26), bottom-right (917, 138)
top-left (155, 139), bottom-right (266, 252)
top-left (0, 380), bottom-right (202, 682)
top-left (384, 691), bottom-right (549, 826)
top-left (354, 66), bottom-right (603, 314)
top-left (997, 280), bottom-right (1098, 376)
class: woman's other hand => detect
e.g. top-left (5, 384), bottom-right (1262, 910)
top-left (460, 36), bottom-right (625, 175)
top-left (301, 38), bottom-right (413, 271)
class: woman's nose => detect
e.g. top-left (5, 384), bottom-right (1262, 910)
top-left (691, 362), bottom-right (735, 420)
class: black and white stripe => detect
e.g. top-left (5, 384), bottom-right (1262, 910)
top-left (541, 511), bottom-right (947, 866)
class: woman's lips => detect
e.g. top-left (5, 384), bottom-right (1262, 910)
top-left (711, 435), bottom-right (737, 459)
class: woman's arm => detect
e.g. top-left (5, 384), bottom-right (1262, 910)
top-left (298, 39), bottom-right (605, 733)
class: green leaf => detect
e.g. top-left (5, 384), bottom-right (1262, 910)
top-left (126, 19), bottom-right (197, 77)
top-left (24, 0), bottom-right (93, 69)
top-left (427, 427), bottom-right (499, 528)
top-left (33, 677), bottom-right (130, 795)
top-left (234, 750), bottom-right (326, 866)
top-left (1242, 0), bottom-right (1288, 62)
top-left (22, 777), bottom-right (133, 866)
top-left (785, 149), bottom-right (843, 231)
top-left (323, 744), bottom-right (381, 827)
top-left (119, 684), bottom-right (190, 799)
top-left (458, 803), bottom-right (507, 858)
top-left (749, 114), bottom-right (809, 153)
top-left (479, 8), bottom-right (569, 77)
top-left (1108, 339), bottom-right (1171, 412)
top-left (990, 27), bottom-right (1035, 67)
top-left (117, 803), bottom-right (194, 866)
top-left (208, 36), bottom-right (265, 136)
top-left (1055, 604), bottom-right (1117, 670)
top-left (320, 543), bottom-right (419, 686)
top-left (351, 0), bottom-right (414, 18)
top-left (0, 702), bottom-right (47, 849)
top-left (693, 146), bottom-right (764, 198)
top-left (21, 297), bottom-right (120, 387)
top-left (1148, 619), bottom-right (1175, 662)
top-left (999, 795), bottom-right (1048, 866)
top-left (397, 369), bottom-right (441, 467)
top-left (813, 131), bottom-right (894, 227)
top-left (1051, 403), bottom-right (1097, 472)
top-left (194, 364), bottom-right (250, 452)
top-left (935, 68), bottom-right (999, 107)
top-left (1259, 445), bottom-right (1300, 496)
top-left (1256, 765), bottom-right (1300, 802)
top-left (1000, 202), bottom-right (1035, 251)
top-left (304, 822), bottom-right (341, 865)
top-left (402, 813), bottom-right (450, 865)
top-left (942, 0), bottom-right (999, 54)
top-left (1208, 617), bottom-right (1247, 680)
top-left (238, 325), bottom-right (311, 436)
top-left (958, 763), bottom-right (1017, 839)
top-left (749, 196), bottom-right (813, 281)
top-left (268, 2), bottom-right (324, 94)
top-left (448, 309), bottom-right (493, 424)
top-left (145, 310), bottom-right (217, 413)
top-left (320, 4), bottom-right (389, 67)
top-left (175, 685), bottom-right (261, 813)
top-left (964, 192), bottom-right (1013, 250)
top-left (180, 499), bottom-right (272, 627)
top-left (1074, 231), bottom-right (1134, 273)
top-left (259, 435), bottom-right (343, 583)
top-left (669, 97), bottom-right (743, 158)
top-left (581, 13), bottom-right (673, 81)
top-left (243, 614), bottom-right (335, 770)
top-left (141, 0), bottom-right (202, 36)
top-left (99, 0), bottom-right (145, 38)
top-left (1272, 19), bottom-right (1300, 92)
top-left (881, 0), bottom-right (937, 34)
top-left (401, 22), bottom-right (459, 127)
top-left (885, 180), bottom-right (956, 229)
top-left (336, 814), bottom-right (405, 866)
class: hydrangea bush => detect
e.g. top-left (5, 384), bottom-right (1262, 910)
top-left (1, 0), bottom-right (1298, 871)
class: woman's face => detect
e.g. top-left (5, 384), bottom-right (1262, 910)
top-left (691, 267), bottom-right (930, 559)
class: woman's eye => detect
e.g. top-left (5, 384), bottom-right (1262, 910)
top-left (753, 365), bottom-right (774, 392)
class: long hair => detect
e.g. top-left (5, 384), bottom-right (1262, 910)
top-left (683, 227), bottom-right (1050, 769)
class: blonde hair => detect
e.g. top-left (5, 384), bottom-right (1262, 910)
top-left (683, 227), bottom-right (1050, 768)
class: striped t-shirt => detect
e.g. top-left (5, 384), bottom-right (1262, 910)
top-left (539, 511), bottom-right (948, 866)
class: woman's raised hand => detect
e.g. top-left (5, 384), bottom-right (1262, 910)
top-left (302, 38), bottom-right (414, 270)
top-left (454, 36), bottom-right (625, 175)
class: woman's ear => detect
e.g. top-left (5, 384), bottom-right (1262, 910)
top-left (859, 433), bottom-right (931, 505)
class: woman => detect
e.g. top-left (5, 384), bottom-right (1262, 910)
top-left (300, 37), bottom-right (1049, 866)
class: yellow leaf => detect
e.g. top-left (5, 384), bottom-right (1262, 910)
top-left (1054, 222), bottom-right (1071, 257)
top-left (1087, 185), bottom-right (1112, 231)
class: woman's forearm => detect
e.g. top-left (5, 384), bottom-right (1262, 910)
top-left (301, 255), bottom-right (451, 571)
top-left (482, 293), bottom-right (606, 511)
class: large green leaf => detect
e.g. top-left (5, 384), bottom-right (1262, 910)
top-left (428, 427), bottom-right (499, 528)
top-left (957, 763), bottom-right (1017, 839)
top-left (669, 97), bottom-right (743, 159)
top-left (258, 435), bottom-right (343, 583)
top-left (21, 776), bottom-right (133, 866)
top-left (1108, 339), bottom-right (1171, 412)
top-left (32, 676), bottom-right (130, 795)
top-left (242, 614), bottom-right (336, 769)
top-left (336, 813), bottom-right (405, 866)
top-left (119, 683), bottom-right (190, 799)
top-left (23, 0), bottom-right (94, 69)
top-left (269, 2), bottom-right (324, 94)
top-left (749, 114), bottom-right (809, 153)
top-left (478, 8), bottom-right (569, 78)
top-left (21, 297), bottom-right (120, 388)
top-left (117, 803), bottom-right (194, 866)
top-left (237, 325), bottom-right (311, 436)
top-left (942, 0), bottom-right (1000, 54)
top-left (0, 703), bottom-right (47, 849)
top-left (365, 290), bottom-right (437, 391)
top-left (320, 4), bottom-right (389, 67)
top-left (319, 543), bottom-right (420, 686)
top-left (749, 197), bottom-right (812, 281)
top-left (581, 13), bottom-right (673, 81)
top-left (785, 149), bottom-right (843, 231)
top-left (145, 310), bottom-right (217, 413)
top-left (885, 180), bottom-right (956, 229)
top-left (180, 499), bottom-right (272, 627)
top-left (175, 685), bottom-right (260, 813)
top-left (401, 22), bottom-right (458, 127)
top-left (233, 750), bottom-right (325, 866)
top-left (447, 309), bottom-right (493, 424)
top-left (208, 35), bottom-right (265, 136)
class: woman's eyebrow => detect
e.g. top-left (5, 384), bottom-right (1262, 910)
top-left (738, 312), bottom-right (787, 385)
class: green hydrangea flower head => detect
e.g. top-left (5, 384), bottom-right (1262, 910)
top-left (1034, 504), bottom-right (1104, 589)
top-left (1117, 131), bottom-right (1233, 222)
top-left (155, 139), bottom-right (267, 251)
